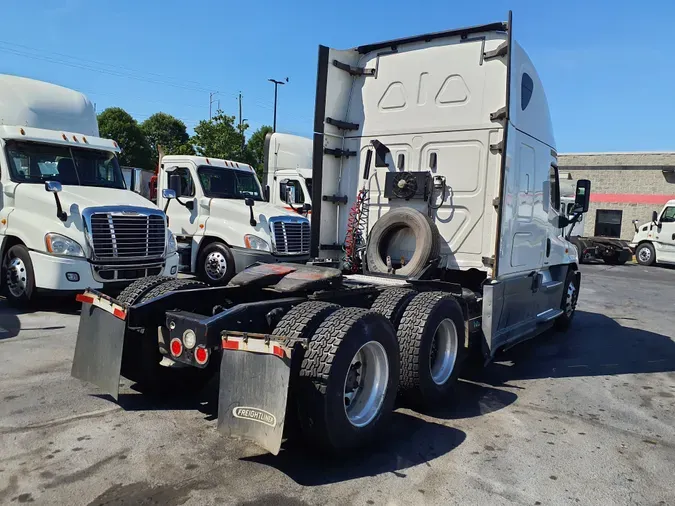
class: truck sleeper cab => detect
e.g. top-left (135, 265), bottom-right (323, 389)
top-left (157, 155), bottom-right (310, 285)
top-left (71, 13), bottom-right (590, 456)
top-left (0, 75), bottom-right (177, 305)
top-left (631, 199), bottom-right (675, 266)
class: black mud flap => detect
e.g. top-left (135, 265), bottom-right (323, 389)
top-left (217, 348), bottom-right (291, 455)
top-left (71, 302), bottom-right (126, 400)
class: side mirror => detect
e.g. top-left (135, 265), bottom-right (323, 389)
top-left (652, 210), bottom-right (659, 223)
top-left (286, 187), bottom-right (294, 204)
top-left (169, 174), bottom-right (182, 196)
top-left (303, 203), bottom-right (312, 213)
top-left (264, 185), bottom-right (270, 202)
top-left (162, 189), bottom-right (176, 200)
top-left (245, 198), bottom-right (256, 227)
top-left (45, 181), bottom-right (62, 193)
top-left (574, 179), bottom-right (591, 213)
top-left (44, 181), bottom-right (66, 221)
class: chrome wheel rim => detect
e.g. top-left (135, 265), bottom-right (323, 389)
top-left (204, 251), bottom-right (227, 281)
top-left (638, 247), bottom-right (651, 263)
top-left (5, 256), bottom-right (27, 298)
top-left (429, 318), bottom-right (458, 385)
top-left (565, 279), bottom-right (578, 317)
top-left (343, 341), bottom-right (389, 428)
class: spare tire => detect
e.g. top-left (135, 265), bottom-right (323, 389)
top-left (366, 208), bottom-right (440, 277)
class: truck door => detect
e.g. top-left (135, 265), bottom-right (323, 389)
top-left (655, 205), bottom-right (675, 263)
top-left (166, 166), bottom-right (200, 237)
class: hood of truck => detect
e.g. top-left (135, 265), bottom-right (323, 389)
top-left (205, 198), bottom-right (307, 245)
top-left (7, 183), bottom-right (160, 250)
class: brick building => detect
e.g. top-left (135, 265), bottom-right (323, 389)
top-left (558, 152), bottom-right (675, 240)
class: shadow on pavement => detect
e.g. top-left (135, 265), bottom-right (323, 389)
top-left (0, 297), bottom-right (76, 340)
top-left (243, 411), bottom-right (466, 486)
top-left (469, 310), bottom-right (675, 386)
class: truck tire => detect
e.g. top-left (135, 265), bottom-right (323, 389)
top-left (116, 276), bottom-right (174, 306)
top-left (198, 242), bottom-right (235, 286)
top-left (273, 301), bottom-right (341, 436)
top-left (2, 244), bottom-right (37, 306)
top-left (365, 208), bottom-right (440, 277)
top-left (370, 288), bottom-right (417, 328)
top-left (636, 242), bottom-right (655, 266)
top-left (397, 291), bottom-right (465, 405)
top-left (555, 268), bottom-right (580, 331)
top-left (140, 278), bottom-right (208, 302)
top-left (297, 307), bottom-right (399, 453)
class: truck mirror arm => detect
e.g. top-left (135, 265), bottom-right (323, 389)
top-left (44, 181), bottom-right (67, 221)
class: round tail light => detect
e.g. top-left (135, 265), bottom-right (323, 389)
top-left (194, 346), bottom-right (209, 365)
top-left (170, 338), bottom-right (183, 357)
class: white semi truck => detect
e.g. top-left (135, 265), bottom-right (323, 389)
top-left (263, 132), bottom-right (313, 215)
top-left (72, 14), bottom-right (591, 456)
top-left (630, 199), bottom-right (675, 266)
top-left (154, 154), bottom-right (310, 285)
top-left (0, 75), bottom-right (178, 305)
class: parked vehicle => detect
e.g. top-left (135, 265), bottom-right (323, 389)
top-left (0, 75), bottom-right (177, 305)
top-left (630, 199), bottom-right (675, 266)
top-left (560, 181), bottom-right (632, 265)
top-left (71, 13), bottom-right (590, 456)
top-left (156, 154), bottom-right (310, 285)
top-left (121, 166), bottom-right (155, 201)
top-left (263, 132), bottom-right (313, 215)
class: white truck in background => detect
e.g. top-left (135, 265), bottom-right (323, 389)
top-left (0, 75), bottom-right (178, 305)
top-left (156, 154), bottom-right (310, 285)
top-left (73, 13), bottom-right (592, 456)
top-left (263, 132), bottom-right (313, 215)
top-left (630, 199), bottom-right (675, 266)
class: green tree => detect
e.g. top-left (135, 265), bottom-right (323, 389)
top-left (140, 112), bottom-right (194, 161)
top-left (97, 107), bottom-right (152, 169)
top-left (191, 110), bottom-right (245, 160)
top-left (245, 125), bottom-right (273, 179)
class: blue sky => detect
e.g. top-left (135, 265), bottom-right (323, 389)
top-left (1, 0), bottom-right (673, 152)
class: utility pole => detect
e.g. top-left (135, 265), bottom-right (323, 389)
top-left (238, 92), bottom-right (245, 153)
top-left (268, 77), bottom-right (288, 132)
top-left (209, 92), bottom-right (220, 120)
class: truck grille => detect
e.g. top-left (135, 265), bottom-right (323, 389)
top-left (89, 212), bottom-right (165, 261)
top-left (271, 219), bottom-right (310, 255)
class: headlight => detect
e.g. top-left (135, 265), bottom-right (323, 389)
top-left (166, 230), bottom-right (177, 255)
top-left (244, 234), bottom-right (270, 252)
top-left (45, 233), bottom-right (85, 257)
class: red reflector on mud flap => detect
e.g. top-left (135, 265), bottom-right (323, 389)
top-left (272, 345), bottom-right (284, 358)
top-left (222, 339), bottom-right (239, 351)
top-left (113, 308), bottom-right (127, 320)
top-left (76, 294), bottom-right (94, 304)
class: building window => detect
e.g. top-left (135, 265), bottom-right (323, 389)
top-left (521, 73), bottom-right (534, 110)
top-left (595, 209), bottom-right (622, 237)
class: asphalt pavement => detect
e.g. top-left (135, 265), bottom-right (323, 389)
top-left (0, 263), bottom-right (674, 505)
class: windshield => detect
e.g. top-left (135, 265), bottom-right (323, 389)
top-left (5, 140), bottom-right (125, 189)
top-left (197, 165), bottom-right (263, 201)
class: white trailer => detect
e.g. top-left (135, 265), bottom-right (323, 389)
top-left (0, 75), bottom-right (177, 305)
top-left (72, 13), bottom-right (591, 456)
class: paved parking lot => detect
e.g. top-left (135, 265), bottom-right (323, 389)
top-left (1, 264), bottom-right (674, 506)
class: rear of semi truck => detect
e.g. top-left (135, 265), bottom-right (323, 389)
top-left (72, 13), bottom-right (590, 456)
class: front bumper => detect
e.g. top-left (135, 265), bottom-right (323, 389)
top-left (29, 251), bottom-right (179, 292)
top-left (230, 247), bottom-right (309, 272)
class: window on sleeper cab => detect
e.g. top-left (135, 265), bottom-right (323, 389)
top-left (549, 165), bottom-right (560, 211)
top-left (521, 73), bottom-right (534, 110)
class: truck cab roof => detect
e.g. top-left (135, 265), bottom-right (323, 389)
top-left (162, 155), bottom-right (255, 173)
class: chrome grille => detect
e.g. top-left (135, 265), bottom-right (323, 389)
top-left (271, 219), bottom-right (310, 255)
top-left (89, 212), bottom-right (165, 261)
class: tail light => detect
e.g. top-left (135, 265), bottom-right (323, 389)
top-left (194, 346), bottom-right (209, 365)
top-left (170, 338), bottom-right (183, 357)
